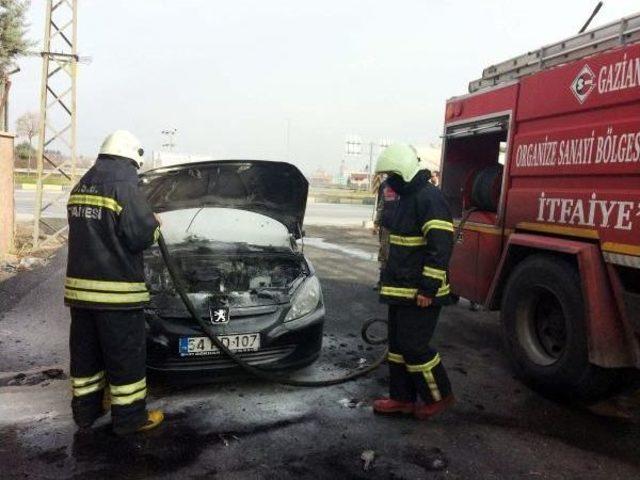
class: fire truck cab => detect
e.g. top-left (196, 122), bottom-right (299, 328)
top-left (441, 13), bottom-right (640, 399)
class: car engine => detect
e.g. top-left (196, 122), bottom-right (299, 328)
top-left (144, 252), bottom-right (306, 297)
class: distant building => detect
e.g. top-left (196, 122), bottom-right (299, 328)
top-left (347, 172), bottom-right (369, 189)
top-left (337, 157), bottom-right (372, 188)
top-left (309, 169), bottom-right (333, 187)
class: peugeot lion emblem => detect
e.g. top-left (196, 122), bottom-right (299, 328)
top-left (209, 303), bottom-right (229, 325)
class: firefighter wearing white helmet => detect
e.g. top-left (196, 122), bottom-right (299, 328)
top-left (65, 131), bottom-right (163, 435)
top-left (99, 130), bottom-right (145, 168)
top-left (371, 143), bottom-right (456, 420)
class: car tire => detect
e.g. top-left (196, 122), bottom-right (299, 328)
top-left (500, 254), bottom-right (620, 401)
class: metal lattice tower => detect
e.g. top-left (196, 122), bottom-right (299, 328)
top-left (32, 0), bottom-right (78, 248)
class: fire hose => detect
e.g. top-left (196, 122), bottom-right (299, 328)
top-left (157, 232), bottom-right (388, 387)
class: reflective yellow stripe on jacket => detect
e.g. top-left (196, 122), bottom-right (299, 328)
top-left (381, 284), bottom-right (449, 299)
top-left (68, 194), bottom-right (123, 214)
top-left (435, 284), bottom-right (451, 297)
top-left (380, 286), bottom-right (418, 299)
top-left (65, 277), bottom-right (147, 292)
top-left (421, 219), bottom-right (454, 236)
top-left (65, 289), bottom-right (150, 304)
top-left (422, 266), bottom-right (451, 297)
top-left (389, 235), bottom-right (426, 247)
top-left (422, 266), bottom-right (447, 282)
top-left (64, 276), bottom-right (150, 304)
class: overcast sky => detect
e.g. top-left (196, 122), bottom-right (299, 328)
top-left (9, 0), bottom-right (640, 175)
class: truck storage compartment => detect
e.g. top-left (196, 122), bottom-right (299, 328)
top-left (441, 116), bottom-right (508, 218)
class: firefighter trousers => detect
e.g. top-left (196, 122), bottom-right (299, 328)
top-left (387, 304), bottom-right (452, 404)
top-left (69, 308), bottom-right (148, 433)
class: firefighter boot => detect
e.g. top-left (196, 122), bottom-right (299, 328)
top-left (80, 389), bottom-right (111, 428)
top-left (373, 398), bottom-right (415, 415)
top-left (73, 390), bottom-right (110, 430)
top-left (413, 395), bottom-right (455, 420)
top-left (137, 409), bottom-right (164, 432)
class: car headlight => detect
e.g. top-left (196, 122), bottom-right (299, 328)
top-left (284, 275), bottom-right (321, 322)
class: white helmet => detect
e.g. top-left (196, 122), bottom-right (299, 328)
top-left (99, 130), bottom-right (145, 168)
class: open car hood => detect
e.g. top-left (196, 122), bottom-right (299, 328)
top-left (140, 160), bottom-right (308, 237)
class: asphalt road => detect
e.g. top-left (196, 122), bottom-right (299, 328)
top-left (14, 189), bottom-right (373, 226)
top-left (1, 226), bottom-right (639, 479)
top-left (14, 189), bottom-right (68, 219)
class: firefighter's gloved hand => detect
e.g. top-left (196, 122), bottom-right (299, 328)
top-left (416, 294), bottom-right (433, 308)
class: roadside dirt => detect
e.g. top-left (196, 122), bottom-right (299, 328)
top-left (0, 219), bottom-right (66, 283)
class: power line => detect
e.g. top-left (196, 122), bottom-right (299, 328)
top-left (161, 128), bottom-right (178, 151)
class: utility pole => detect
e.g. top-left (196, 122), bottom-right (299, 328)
top-left (32, 0), bottom-right (79, 248)
top-left (285, 119), bottom-right (290, 162)
top-left (368, 138), bottom-right (392, 189)
top-left (345, 136), bottom-right (391, 190)
top-left (161, 128), bottom-right (178, 151)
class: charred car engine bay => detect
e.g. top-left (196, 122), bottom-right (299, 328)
top-left (144, 245), bottom-right (309, 308)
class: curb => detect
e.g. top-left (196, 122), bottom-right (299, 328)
top-left (307, 196), bottom-right (375, 205)
top-left (16, 184), bottom-right (66, 192)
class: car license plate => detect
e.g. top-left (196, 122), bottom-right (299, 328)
top-left (179, 333), bottom-right (260, 357)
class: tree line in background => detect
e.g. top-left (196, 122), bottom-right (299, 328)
top-left (14, 110), bottom-right (93, 172)
top-left (14, 110), bottom-right (36, 169)
top-left (1, 0), bottom-right (32, 131)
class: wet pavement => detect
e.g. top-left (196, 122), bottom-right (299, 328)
top-left (1, 225), bottom-right (640, 479)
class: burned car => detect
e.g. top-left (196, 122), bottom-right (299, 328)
top-left (140, 160), bottom-right (324, 375)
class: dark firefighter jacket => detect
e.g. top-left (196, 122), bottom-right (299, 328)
top-left (65, 154), bottom-right (160, 310)
top-left (380, 173), bottom-right (454, 306)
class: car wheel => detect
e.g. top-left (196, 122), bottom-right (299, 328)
top-left (501, 255), bottom-right (620, 401)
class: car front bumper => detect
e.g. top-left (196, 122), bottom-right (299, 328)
top-left (144, 302), bottom-right (325, 376)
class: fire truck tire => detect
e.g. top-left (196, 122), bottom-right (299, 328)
top-left (501, 254), bottom-right (618, 401)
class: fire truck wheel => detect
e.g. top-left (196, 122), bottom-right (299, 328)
top-left (501, 254), bottom-right (618, 401)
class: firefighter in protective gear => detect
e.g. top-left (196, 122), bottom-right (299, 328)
top-left (65, 130), bottom-right (163, 435)
top-left (372, 144), bottom-right (455, 420)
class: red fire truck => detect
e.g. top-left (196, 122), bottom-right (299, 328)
top-left (442, 13), bottom-right (640, 400)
